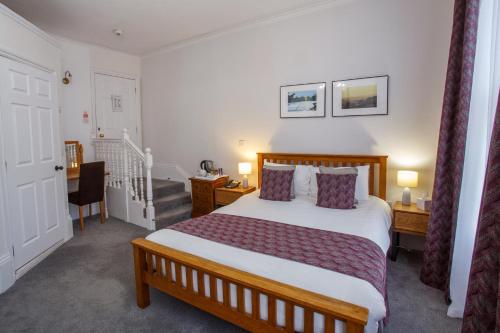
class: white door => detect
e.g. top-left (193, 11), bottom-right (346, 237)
top-left (94, 73), bottom-right (139, 144)
top-left (0, 57), bottom-right (66, 270)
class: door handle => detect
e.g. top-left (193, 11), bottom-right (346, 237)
top-left (55, 165), bottom-right (64, 171)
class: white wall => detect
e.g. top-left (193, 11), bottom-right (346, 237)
top-left (142, 0), bottom-right (453, 203)
top-left (57, 37), bottom-right (141, 219)
top-left (0, 4), bottom-right (62, 293)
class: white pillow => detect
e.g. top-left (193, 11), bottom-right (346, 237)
top-left (264, 162), bottom-right (311, 197)
top-left (309, 165), bottom-right (370, 201)
top-left (309, 166), bottom-right (320, 198)
top-left (355, 165), bottom-right (370, 201)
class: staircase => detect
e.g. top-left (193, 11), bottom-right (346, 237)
top-left (150, 179), bottom-right (192, 229)
top-left (94, 129), bottom-right (193, 230)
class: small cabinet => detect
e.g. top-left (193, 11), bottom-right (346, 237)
top-left (190, 176), bottom-right (228, 218)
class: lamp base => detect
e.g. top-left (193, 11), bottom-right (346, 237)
top-left (402, 187), bottom-right (411, 206)
top-left (242, 177), bottom-right (248, 189)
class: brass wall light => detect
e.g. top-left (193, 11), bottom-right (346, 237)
top-left (62, 71), bottom-right (72, 85)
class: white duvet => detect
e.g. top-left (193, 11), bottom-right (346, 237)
top-left (147, 192), bottom-right (392, 333)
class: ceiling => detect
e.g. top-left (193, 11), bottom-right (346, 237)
top-left (2, 0), bottom-right (333, 55)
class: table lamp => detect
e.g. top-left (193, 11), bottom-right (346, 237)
top-left (397, 170), bottom-right (418, 206)
top-left (238, 162), bottom-right (252, 188)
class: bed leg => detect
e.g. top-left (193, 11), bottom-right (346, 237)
top-left (133, 244), bottom-right (150, 308)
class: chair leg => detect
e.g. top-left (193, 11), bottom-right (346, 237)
top-left (89, 204), bottom-right (92, 216)
top-left (99, 201), bottom-right (105, 224)
top-left (78, 206), bottom-right (84, 230)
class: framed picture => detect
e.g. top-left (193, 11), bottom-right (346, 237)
top-left (332, 75), bottom-right (389, 117)
top-left (280, 82), bottom-right (326, 118)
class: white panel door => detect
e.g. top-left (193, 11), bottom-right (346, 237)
top-left (94, 73), bottom-right (139, 144)
top-left (0, 57), bottom-right (66, 270)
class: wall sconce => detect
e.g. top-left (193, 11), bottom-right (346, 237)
top-left (62, 71), bottom-right (72, 85)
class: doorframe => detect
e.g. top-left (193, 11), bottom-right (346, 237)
top-left (0, 58), bottom-right (15, 293)
top-left (90, 69), bottom-right (142, 148)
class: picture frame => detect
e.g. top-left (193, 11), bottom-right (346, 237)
top-left (332, 75), bottom-right (389, 117)
top-left (280, 82), bottom-right (326, 118)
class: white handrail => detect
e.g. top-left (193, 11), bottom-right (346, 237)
top-left (123, 128), bottom-right (144, 160)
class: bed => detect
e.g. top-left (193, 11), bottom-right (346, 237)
top-left (132, 153), bottom-right (389, 333)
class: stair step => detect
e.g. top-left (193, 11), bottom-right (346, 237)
top-left (155, 204), bottom-right (192, 229)
top-left (149, 179), bottom-right (186, 198)
top-left (153, 192), bottom-right (192, 214)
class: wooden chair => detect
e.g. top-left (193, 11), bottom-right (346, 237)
top-left (68, 161), bottom-right (106, 230)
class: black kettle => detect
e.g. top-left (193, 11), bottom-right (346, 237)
top-left (200, 160), bottom-right (214, 173)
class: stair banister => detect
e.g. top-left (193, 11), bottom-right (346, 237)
top-left (93, 129), bottom-right (155, 230)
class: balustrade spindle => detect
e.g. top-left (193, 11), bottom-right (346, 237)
top-left (139, 161), bottom-right (144, 203)
top-left (133, 154), bottom-right (139, 202)
top-left (128, 147), bottom-right (135, 198)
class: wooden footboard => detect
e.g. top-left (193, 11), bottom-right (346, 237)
top-left (132, 238), bottom-right (368, 333)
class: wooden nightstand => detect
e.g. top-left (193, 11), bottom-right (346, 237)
top-left (389, 201), bottom-right (430, 261)
top-left (215, 186), bottom-right (256, 206)
top-left (190, 176), bottom-right (228, 218)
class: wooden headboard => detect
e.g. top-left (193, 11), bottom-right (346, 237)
top-left (257, 153), bottom-right (388, 200)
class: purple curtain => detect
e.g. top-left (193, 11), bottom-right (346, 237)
top-left (462, 92), bottom-right (500, 333)
top-left (420, 0), bottom-right (480, 294)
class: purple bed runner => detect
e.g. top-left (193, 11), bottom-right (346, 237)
top-left (168, 213), bottom-right (388, 320)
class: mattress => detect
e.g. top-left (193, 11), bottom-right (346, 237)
top-left (146, 191), bottom-right (392, 333)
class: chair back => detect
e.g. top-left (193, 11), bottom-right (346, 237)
top-left (78, 161), bottom-right (105, 205)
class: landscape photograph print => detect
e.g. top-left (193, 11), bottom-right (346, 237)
top-left (341, 84), bottom-right (377, 109)
top-left (332, 75), bottom-right (388, 117)
top-left (288, 90), bottom-right (317, 112)
top-left (280, 82), bottom-right (325, 118)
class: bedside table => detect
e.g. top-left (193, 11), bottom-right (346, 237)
top-left (215, 186), bottom-right (256, 206)
top-left (190, 176), bottom-right (228, 218)
top-left (389, 201), bottom-right (430, 261)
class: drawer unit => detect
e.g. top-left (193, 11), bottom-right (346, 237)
top-left (190, 176), bottom-right (228, 218)
top-left (215, 186), bottom-right (256, 206)
top-left (394, 211), bottom-right (429, 235)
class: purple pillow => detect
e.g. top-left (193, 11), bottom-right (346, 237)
top-left (259, 169), bottom-right (294, 201)
top-left (316, 173), bottom-right (357, 209)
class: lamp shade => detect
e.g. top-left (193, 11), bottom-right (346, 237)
top-left (238, 162), bottom-right (252, 175)
top-left (397, 170), bottom-right (418, 188)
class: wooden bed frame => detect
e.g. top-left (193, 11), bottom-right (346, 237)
top-left (132, 153), bottom-right (388, 333)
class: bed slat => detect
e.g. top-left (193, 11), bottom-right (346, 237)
top-left (210, 276), bottom-right (217, 302)
top-left (252, 289), bottom-right (260, 320)
top-left (285, 302), bottom-right (294, 332)
top-left (268, 295), bottom-right (277, 326)
top-left (304, 308), bottom-right (313, 333)
top-left (175, 262), bottom-right (182, 287)
top-left (197, 270), bottom-right (205, 296)
top-left (325, 314), bottom-right (335, 333)
top-left (223, 280), bottom-right (230, 307)
top-left (237, 285), bottom-right (245, 312)
top-left (186, 267), bottom-right (193, 292)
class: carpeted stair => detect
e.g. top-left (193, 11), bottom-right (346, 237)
top-left (149, 179), bottom-right (192, 230)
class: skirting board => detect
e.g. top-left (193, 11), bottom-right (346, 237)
top-left (15, 238), bottom-right (65, 280)
top-left (152, 162), bottom-right (191, 192)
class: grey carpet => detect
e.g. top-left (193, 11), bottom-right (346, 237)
top-left (0, 216), bottom-right (462, 333)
